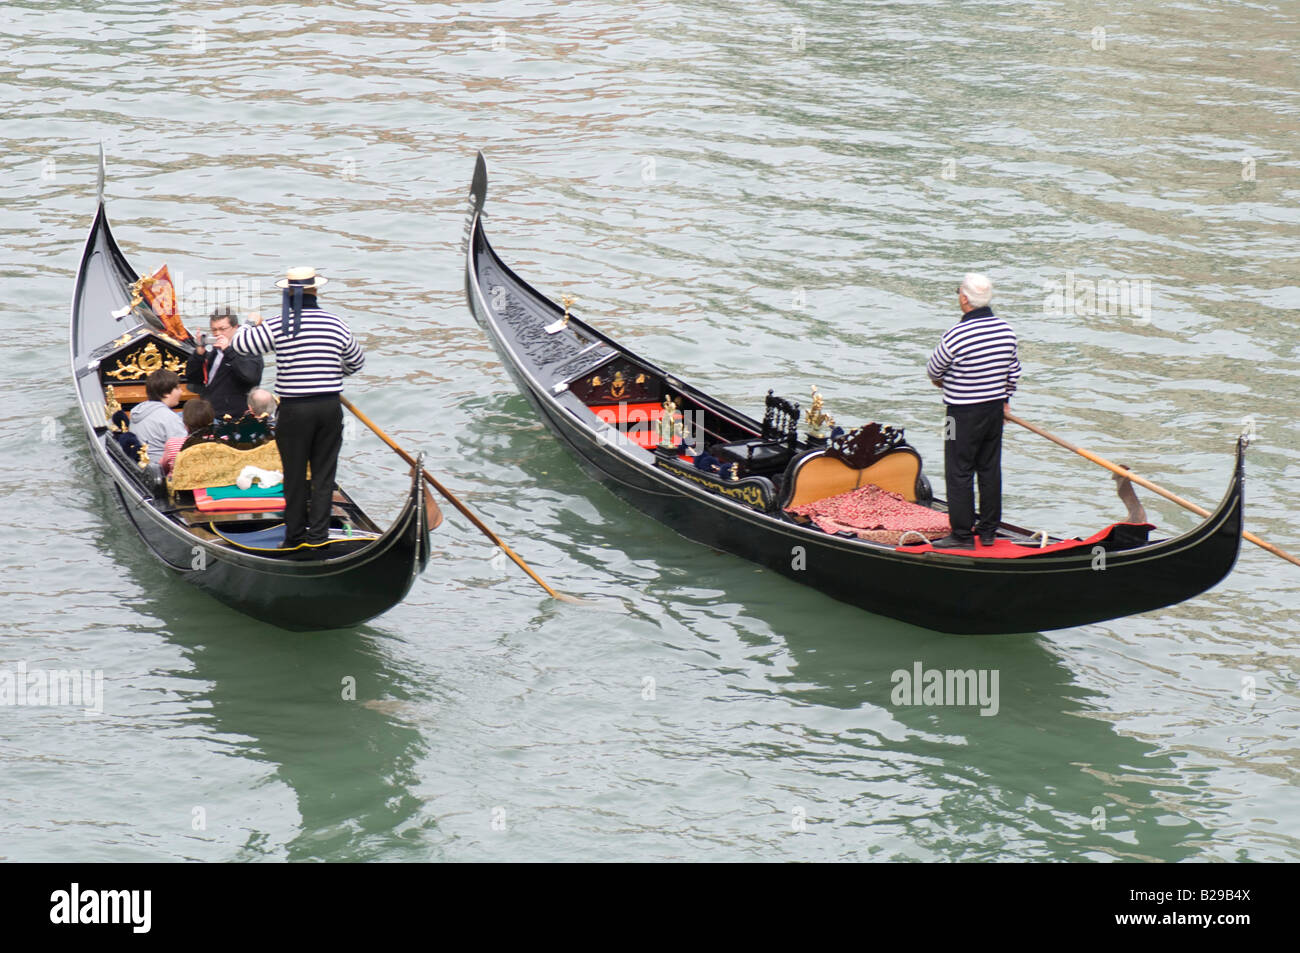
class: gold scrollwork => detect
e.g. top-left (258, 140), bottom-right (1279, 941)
top-left (658, 459), bottom-right (767, 509)
top-left (104, 341), bottom-right (184, 381)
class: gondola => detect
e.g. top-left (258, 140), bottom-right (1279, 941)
top-left (462, 152), bottom-right (1244, 634)
top-left (70, 152), bottom-right (433, 631)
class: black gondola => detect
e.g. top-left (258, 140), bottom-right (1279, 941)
top-left (71, 153), bottom-right (433, 631)
top-left (462, 152), bottom-right (1244, 634)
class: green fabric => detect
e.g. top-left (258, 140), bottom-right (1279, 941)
top-left (205, 483), bottom-right (285, 499)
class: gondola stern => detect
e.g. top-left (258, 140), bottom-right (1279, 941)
top-left (410, 451), bottom-right (435, 572)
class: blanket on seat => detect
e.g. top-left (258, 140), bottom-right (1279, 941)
top-left (193, 486), bottom-right (285, 513)
top-left (786, 484), bottom-right (949, 543)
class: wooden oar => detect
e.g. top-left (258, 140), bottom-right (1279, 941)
top-left (341, 396), bottom-right (593, 603)
top-left (1006, 411), bottom-right (1300, 569)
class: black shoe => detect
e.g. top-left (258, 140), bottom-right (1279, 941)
top-left (979, 534), bottom-right (997, 546)
top-left (931, 534), bottom-right (975, 550)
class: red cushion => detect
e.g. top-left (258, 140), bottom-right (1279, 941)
top-left (590, 402), bottom-right (664, 425)
top-left (590, 403), bottom-right (680, 450)
top-left (193, 487), bottom-right (286, 513)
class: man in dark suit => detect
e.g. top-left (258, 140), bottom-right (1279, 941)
top-left (186, 305), bottom-right (264, 420)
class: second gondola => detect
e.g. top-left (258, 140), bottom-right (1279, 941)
top-left (461, 152), bottom-right (1243, 635)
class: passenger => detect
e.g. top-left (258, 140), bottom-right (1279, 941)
top-left (185, 305), bottom-right (265, 420)
top-left (159, 398), bottom-right (215, 475)
top-left (130, 369), bottom-right (188, 461)
top-left (247, 387), bottom-right (278, 422)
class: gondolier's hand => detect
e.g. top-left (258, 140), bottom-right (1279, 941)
top-left (1003, 401), bottom-right (1010, 419)
top-left (247, 311), bottom-right (263, 326)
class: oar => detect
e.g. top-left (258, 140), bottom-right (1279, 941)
top-left (1006, 410), bottom-right (1300, 569)
top-left (341, 396), bottom-right (593, 603)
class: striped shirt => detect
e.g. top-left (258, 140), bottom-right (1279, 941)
top-left (231, 301), bottom-right (364, 398)
top-left (926, 306), bottom-right (1021, 405)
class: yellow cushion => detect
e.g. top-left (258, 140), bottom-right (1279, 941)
top-left (786, 449), bottom-right (920, 508)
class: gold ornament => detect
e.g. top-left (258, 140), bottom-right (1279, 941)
top-left (104, 340), bottom-right (184, 381)
top-left (104, 385), bottom-right (123, 427)
top-left (807, 385), bottom-right (836, 440)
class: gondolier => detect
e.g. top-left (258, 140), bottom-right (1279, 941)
top-left (231, 267), bottom-right (365, 548)
top-left (926, 273), bottom-right (1021, 549)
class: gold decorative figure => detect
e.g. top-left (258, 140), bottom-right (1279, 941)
top-left (545, 293), bottom-right (578, 334)
top-left (104, 385), bottom-right (123, 425)
top-left (609, 371), bottom-right (626, 399)
top-left (658, 395), bottom-right (679, 449)
top-left (137, 444), bottom-right (150, 468)
top-left (806, 384), bottom-right (836, 441)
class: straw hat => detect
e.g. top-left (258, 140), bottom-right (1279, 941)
top-left (275, 266), bottom-right (328, 291)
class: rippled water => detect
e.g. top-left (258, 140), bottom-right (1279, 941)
top-left (1, 0), bottom-right (1296, 861)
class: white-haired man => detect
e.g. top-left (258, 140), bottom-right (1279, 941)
top-left (247, 387), bottom-right (278, 421)
top-left (926, 273), bottom-right (1021, 549)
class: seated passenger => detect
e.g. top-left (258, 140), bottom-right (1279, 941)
top-left (130, 369), bottom-right (187, 460)
top-left (247, 387), bottom-right (278, 423)
top-left (160, 398), bottom-right (215, 475)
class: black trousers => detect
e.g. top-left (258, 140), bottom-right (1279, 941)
top-left (277, 395), bottom-right (343, 545)
top-left (943, 399), bottom-right (1005, 541)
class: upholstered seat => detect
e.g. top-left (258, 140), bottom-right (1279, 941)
top-left (783, 447), bottom-right (923, 508)
top-left (169, 439), bottom-right (285, 492)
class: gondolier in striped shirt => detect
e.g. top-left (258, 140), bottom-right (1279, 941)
top-left (926, 273), bottom-right (1021, 549)
top-left (232, 267), bottom-right (365, 549)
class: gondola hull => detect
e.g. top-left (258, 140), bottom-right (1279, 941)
top-left (463, 152), bottom-right (1244, 635)
top-left (72, 176), bottom-right (431, 631)
top-left (90, 437), bottom-right (430, 631)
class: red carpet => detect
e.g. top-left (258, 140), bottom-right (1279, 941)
top-left (897, 522), bottom-right (1156, 558)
